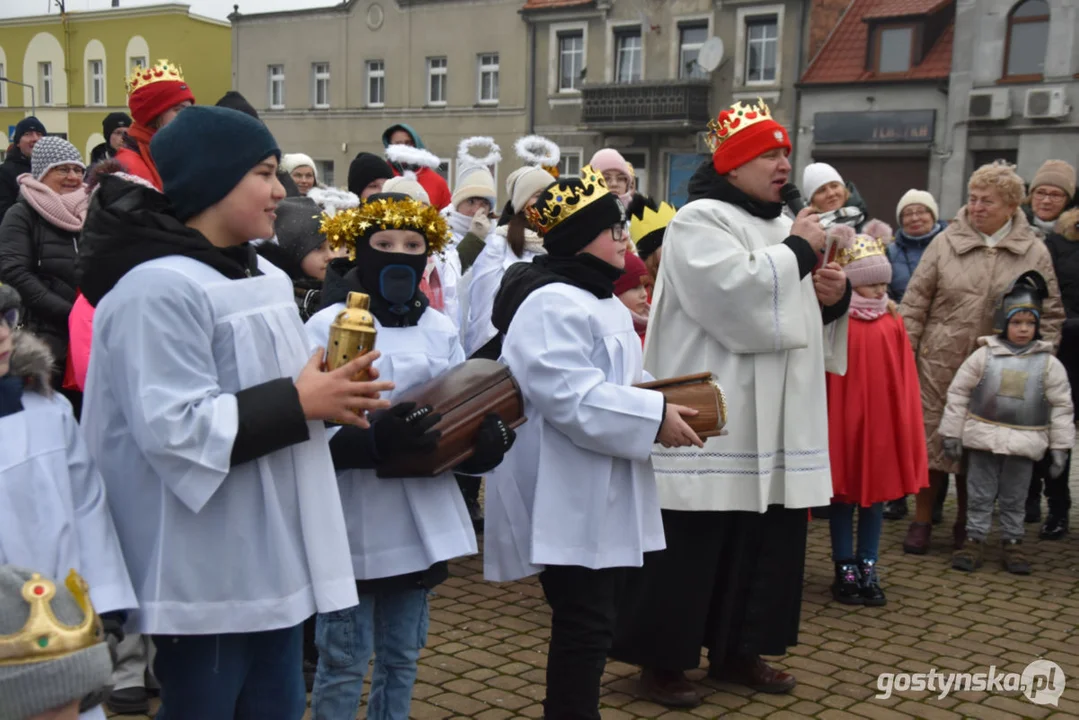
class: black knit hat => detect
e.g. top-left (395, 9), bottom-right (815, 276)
top-left (102, 112), bottom-right (131, 138)
top-left (348, 152), bottom-right (395, 196)
top-left (215, 91), bottom-right (260, 120)
top-left (635, 228), bottom-right (664, 261)
top-left (528, 175), bottom-right (625, 257)
top-left (274, 197), bottom-right (326, 267)
top-left (12, 117), bottom-right (46, 146)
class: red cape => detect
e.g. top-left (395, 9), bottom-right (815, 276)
top-left (826, 313), bottom-right (929, 506)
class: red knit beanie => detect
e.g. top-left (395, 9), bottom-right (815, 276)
top-left (126, 61), bottom-right (196, 127)
top-left (709, 99), bottom-right (792, 175)
top-left (615, 252), bottom-right (650, 296)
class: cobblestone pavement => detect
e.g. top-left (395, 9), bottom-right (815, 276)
top-left (112, 479), bottom-right (1079, 720)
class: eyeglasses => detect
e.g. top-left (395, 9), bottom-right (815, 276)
top-left (50, 165), bottom-right (84, 177)
top-left (901, 208), bottom-right (932, 218)
top-left (610, 224), bottom-right (625, 241)
top-left (1, 308), bottom-right (19, 329)
top-left (1033, 189), bottom-right (1068, 202)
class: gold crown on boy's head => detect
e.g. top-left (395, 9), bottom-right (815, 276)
top-left (629, 201), bottom-right (677, 246)
top-left (836, 235), bottom-right (888, 267)
top-left (0, 570), bottom-right (104, 667)
top-left (705, 98), bottom-right (776, 154)
top-left (125, 59), bottom-right (186, 96)
top-left (525, 164), bottom-right (612, 236)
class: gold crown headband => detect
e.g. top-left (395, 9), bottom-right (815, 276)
top-left (836, 235), bottom-right (888, 266)
top-left (705, 98), bottom-right (775, 154)
top-left (0, 571), bottom-right (103, 667)
top-left (525, 165), bottom-right (612, 236)
top-left (125, 59), bottom-right (186, 96)
top-left (629, 201), bottom-right (677, 245)
top-left (320, 196), bottom-right (451, 260)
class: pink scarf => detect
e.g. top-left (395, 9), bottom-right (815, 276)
top-left (849, 292), bottom-right (889, 321)
top-left (18, 174), bottom-right (88, 232)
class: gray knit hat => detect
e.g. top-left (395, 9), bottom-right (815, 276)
top-left (30, 136), bottom-right (85, 181)
top-left (0, 566), bottom-right (113, 720)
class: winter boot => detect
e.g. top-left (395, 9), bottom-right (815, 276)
top-left (882, 498), bottom-right (908, 520)
top-left (831, 561), bottom-right (863, 605)
top-left (857, 559), bottom-right (887, 606)
top-left (1001, 539), bottom-right (1032, 575)
top-left (902, 522), bottom-right (931, 555)
top-left (951, 538), bottom-right (983, 572)
top-left (1039, 514), bottom-right (1069, 540)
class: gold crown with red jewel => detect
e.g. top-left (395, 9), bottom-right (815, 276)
top-left (125, 59), bottom-right (186, 96)
top-left (0, 570), bottom-right (104, 667)
top-left (836, 235), bottom-right (888, 267)
top-left (525, 165), bottom-right (612, 236)
top-left (705, 98), bottom-right (777, 153)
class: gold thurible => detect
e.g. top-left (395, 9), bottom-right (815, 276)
top-left (326, 292), bottom-right (377, 380)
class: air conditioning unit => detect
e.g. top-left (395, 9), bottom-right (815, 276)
top-left (1024, 87), bottom-right (1070, 120)
top-left (968, 88), bottom-right (1012, 121)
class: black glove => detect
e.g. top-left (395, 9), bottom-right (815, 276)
top-left (456, 413), bottom-right (516, 475)
top-left (373, 402), bottom-right (442, 461)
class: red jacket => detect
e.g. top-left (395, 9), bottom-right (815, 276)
top-left (402, 167), bottom-right (451, 210)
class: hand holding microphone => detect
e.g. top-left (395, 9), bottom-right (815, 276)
top-left (781, 183), bottom-right (825, 253)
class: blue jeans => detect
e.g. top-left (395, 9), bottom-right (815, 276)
top-left (829, 502), bottom-right (884, 562)
top-left (151, 624), bottom-right (304, 720)
top-left (310, 587), bottom-right (430, 720)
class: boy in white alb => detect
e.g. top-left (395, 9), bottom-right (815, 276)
top-left (483, 167), bottom-right (702, 720)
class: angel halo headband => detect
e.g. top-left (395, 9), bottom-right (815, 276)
top-left (515, 135), bottom-right (561, 176)
top-left (457, 136), bottom-right (502, 171)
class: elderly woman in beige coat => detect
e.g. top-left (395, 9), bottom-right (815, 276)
top-left (899, 162), bottom-right (1064, 554)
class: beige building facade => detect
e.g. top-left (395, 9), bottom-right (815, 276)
top-left (230, 0), bottom-right (530, 195)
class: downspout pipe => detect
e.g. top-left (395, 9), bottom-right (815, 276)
top-left (528, 18), bottom-right (536, 134)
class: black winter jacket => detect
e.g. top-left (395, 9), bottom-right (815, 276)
top-left (1044, 208), bottom-right (1079, 411)
top-left (0, 148), bottom-right (31, 222)
top-left (0, 198), bottom-right (79, 365)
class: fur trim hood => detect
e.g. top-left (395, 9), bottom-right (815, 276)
top-left (1054, 208), bottom-right (1079, 241)
top-left (8, 330), bottom-right (54, 394)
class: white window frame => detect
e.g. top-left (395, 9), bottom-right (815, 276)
top-left (268, 64), bottom-right (285, 110)
top-left (558, 148), bottom-right (583, 178)
top-left (735, 5), bottom-right (784, 88)
top-left (316, 159), bottom-right (334, 187)
top-left (88, 59), bottom-right (105, 106)
top-left (366, 60), bottom-right (385, 108)
top-left (672, 14), bottom-right (713, 80)
top-left (39, 62), bottom-right (53, 106)
top-left (606, 21), bottom-right (644, 83)
top-left (128, 56), bottom-right (147, 72)
top-left (438, 157), bottom-right (453, 185)
top-left (427, 57), bottom-right (447, 106)
top-left (548, 21), bottom-right (588, 99)
top-left (477, 53), bottom-right (499, 105)
top-left (312, 62), bottom-right (330, 109)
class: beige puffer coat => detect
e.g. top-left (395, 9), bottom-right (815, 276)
top-left (900, 207), bottom-right (1064, 472)
top-left (939, 336), bottom-right (1075, 461)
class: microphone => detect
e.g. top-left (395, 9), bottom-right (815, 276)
top-left (780, 183), bottom-right (806, 215)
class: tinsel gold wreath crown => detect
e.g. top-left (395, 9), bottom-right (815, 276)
top-left (836, 235), bottom-right (888, 266)
top-left (126, 59), bottom-right (186, 96)
top-left (525, 165), bottom-right (609, 236)
top-left (629, 201), bottom-right (676, 245)
top-left (320, 196), bottom-right (451, 260)
top-left (705, 98), bottom-right (775, 154)
top-left (0, 570), bottom-right (103, 667)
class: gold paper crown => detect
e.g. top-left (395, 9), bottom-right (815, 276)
top-left (629, 201), bottom-right (677, 245)
top-left (125, 59), bottom-right (186, 96)
top-left (525, 164), bottom-right (611, 236)
top-left (705, 98), bottom-right (775, 154)
top-left (319, 196), bottom-right (451, 260)
top-left (0, 570), bottom-right (103, 667)
top-left (836, 235), bottom-right (888, 267)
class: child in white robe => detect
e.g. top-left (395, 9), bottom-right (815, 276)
top-left (78, 106), bottom-right (394, 718)
top-left (306, 192), bottom-right (516, 720)
top-left (0, 284), bottom-right (137, 720)
top-left (483, 168), bottom-right (702, 720)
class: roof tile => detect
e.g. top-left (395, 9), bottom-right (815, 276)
top-left (862, 0), bottom-right (949, 19)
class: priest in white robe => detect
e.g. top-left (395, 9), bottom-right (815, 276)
top-left (611, 99), bottom-right (850, 707)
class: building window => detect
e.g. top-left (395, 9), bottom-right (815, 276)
top-left (129, 56), bottom-right (147, 71)
top-left (88, 59), bottom-right (105, 106)
top-left (39, 62), bottom-right (53, 106)
top-left (1004, 0), bottom-right (1049, 78)
top-left (268, 65), bottom-right (285, 109)
top-left (614, 28), bottom-right (643, 83)
top-left (0, 63), bottom-right (5, 106)
top-left (558, 31), bottom-right (584, 92)
top-left (316, 160), bottom-right (334, 187)
top-left (427, 57), bottom-right (447, 105)
top-left (312, 62), bottom-right (330, 109)
top-left (679, 23), bottom-right (709, 79)
top-left (478, 53), bottom-right (499, 104)
top-left (366, 60), bottom-right (385, 107)
top-left (875, 25), bottom-right (914, 73)
top-left (558, 151), bottom-right (582, 178)
top-left (744, 16), bottom-right (778, 83)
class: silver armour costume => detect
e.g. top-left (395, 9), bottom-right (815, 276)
top-left (968, 349), bottom-right (1051, 429)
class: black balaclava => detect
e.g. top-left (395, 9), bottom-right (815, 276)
top-left (355, 192), bottom-right (430, 315)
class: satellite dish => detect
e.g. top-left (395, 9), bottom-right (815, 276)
top-left (697, 37), bottom-right (724, 72)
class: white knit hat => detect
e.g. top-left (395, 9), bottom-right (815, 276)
top-left (382, 175), bottom-right (431, 205)
top-left (451, 164), bottom-right (497, 211)
top-left (506, 165), bottom-right (556, 214)
top-left (895, 189), bottom-right (939, 225)
top-left (802, 162), bottom-right (844, 203)
top-left (280, 153), bottom-right (318, 181)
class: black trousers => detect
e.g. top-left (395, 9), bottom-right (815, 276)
top-left (539, 565), bottom-right (629, 720)
top-left (456, 473), bottom-right (481, 504)
top-left (1028, 453), bottom-right (1072, 515)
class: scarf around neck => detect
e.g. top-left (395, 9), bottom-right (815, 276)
top-left (849, 291), bottom-right (889, 321)
top-left (685, 160), bottom-right (785, 219)
top-left (534, 253), bottom-right (624, 299)
top-left (18, 175), bottom-right (89, 232)
top-left (442, 208), bottom-right (473, 238)
top-left (125, 122), bottom-right (163, 189)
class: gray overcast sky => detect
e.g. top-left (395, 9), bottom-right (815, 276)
top-left (0, 0), bottom-right (336, 22)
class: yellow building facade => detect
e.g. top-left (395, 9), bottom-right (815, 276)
top-left (0, 3), bottom-right (231, 163)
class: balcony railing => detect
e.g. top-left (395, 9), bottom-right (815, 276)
top-left (581, 80), bottom-right (711, 128)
